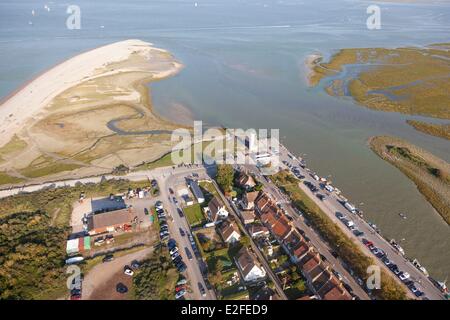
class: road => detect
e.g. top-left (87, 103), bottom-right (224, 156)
top-left (246, 164), bottom-right (370, 300)
top-left (156, 165), bottom-right (217, 300)
top-left (210, 180), bottom-right (289, 300)
top-left (1, 142), bottom-right (445, 300)
top-left (274, 142), bottom-right (445, 300)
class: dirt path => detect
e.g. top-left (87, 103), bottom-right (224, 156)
top-left (82, 247), bottom-right (153, 300)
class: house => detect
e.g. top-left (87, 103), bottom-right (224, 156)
top-left (183, 195), bottom-right (194, 206)
top-left (87, 207), bottom-right (135, 235)
top-left (219, 221), bottom-right (241, 243)
top-left (236, 172), bottom-right (256, 190)
top-left (236, 247), bottom-right (266, 282)
top-left (320, 281), bottom-right (352, 300)
top-left (241, 191), bottom-right (259, 210)
top-left (240, 210), bottom-right (255, 224)
top-left (255, 192), bottom-right (271, 214)
top-left (260, 208), bottom-right (292, 240)
top-left (188, 179), bottom-right (205, 204)
top-left (248, 223), bottom-right (270, 238)
top-left (205, 197), bottom-right (228, 223)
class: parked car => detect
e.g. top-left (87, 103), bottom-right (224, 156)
top-left (116, 283), bottom-right (128, 294)
top-left (399, 272), bottom-right (410, 281)
top-left (177, 279), bottom-right (187, 286)
top-left (198, 282), bottom-right (206, 297)
top-left (131, 260), bottom-right (140, 269)
top-left (316, 193), bottom-right (325, 201)
top-left (177, 208), bottom-right (184, 218)
top-left (102, 254), bottom-right (114, 263)
top-left (144, 208), bottom-right (149, 215)
top-left (124, 266), bottom-right (134, 276)
top-left (179, 228), bottom-right (186, 237)
top-left (185, 247), bottom-right (193, 260)
top-left (169, 247), bottom-right (179, 255)
top-left (335, 212), bottom-right (344, 219)
top-left (175, 285), bottom-right (186, 293)
top-left (353, 229), bottom-right (364, 237)
top-left (155, 201), bottom-right (163, 210)
top-left (171, 252), bottom-right (180, 260)
top-left (169, 188), bottom-right (174, 195)
top-left (175, 290), bottom-right (186, 299)
top-left (177, 262), bottom-right (187, 272)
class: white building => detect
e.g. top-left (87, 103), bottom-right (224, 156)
top-left (204, 197), bottom-right (228, 223)
top-left (236, 247), bottom-right (266, 283)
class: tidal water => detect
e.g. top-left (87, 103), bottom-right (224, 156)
top-left (0, 0), bottom-right (449, 279)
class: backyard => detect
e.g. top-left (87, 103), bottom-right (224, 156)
top-left (184, 203), bottom-right (206, 227)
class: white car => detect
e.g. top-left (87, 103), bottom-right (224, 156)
top-left (399, 272), bottom-right (410, 281)
top-left (170, 247), bottom-right (179, 255)
top-left (175, 290), bottom-right (186, 299)
top-left (124, 267), bottom-right (134, 276)
top-left (171, 252), bottom-right (180, 260)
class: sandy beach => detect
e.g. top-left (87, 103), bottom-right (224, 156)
top-left (0, 39), bottom-right (182, 148)
top-left (0, 39), bottom-right (184, 186)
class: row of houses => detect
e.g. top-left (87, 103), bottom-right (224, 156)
top-left (196, 182), bottom-right (267, 285)
top-left (254, 192), bottom-right (353, 300)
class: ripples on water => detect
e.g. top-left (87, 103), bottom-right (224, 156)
top-left (0, 0), bottom-right (449, 279)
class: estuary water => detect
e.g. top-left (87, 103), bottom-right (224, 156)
top-left (0, 0), bottom-right (449, 279)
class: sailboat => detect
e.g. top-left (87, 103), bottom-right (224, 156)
top-left (31, 9), bottom-right (35, 16)
top-left (399, 212), bottom-right (407, 220)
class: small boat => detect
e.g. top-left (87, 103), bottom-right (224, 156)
top-left (399, 213), bottom-right (407, 220)
top-left (390, 239), bottom-right (405, 255)
top-left (31, 9), bottom-right (35, 16)
top-left (412, 258), bottom-right (429, 277)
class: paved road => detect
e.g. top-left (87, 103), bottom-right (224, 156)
top-left (211, 180), bottom-right (288, 300)
top-left (156, 166), bottom-right (217, 300)
top-left (245, 164), bottom-right (370, 300)
top-left (2, 142), bottom-right (444, 300)
top-left (275, 143), bottom-right (445, 300)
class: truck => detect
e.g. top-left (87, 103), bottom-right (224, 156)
top-left (344, 202), bottom-right (357, 214)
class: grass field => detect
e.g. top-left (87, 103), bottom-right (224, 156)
top-left (184, 203), bottom-right (206, 227)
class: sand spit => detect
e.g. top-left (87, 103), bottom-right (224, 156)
top-left (0, 39), bottom-right (182, 148)
top-left (0, 39), bottom-right (185, 186)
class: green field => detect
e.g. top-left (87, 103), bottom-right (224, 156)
top-left (184, 203), bottom-right (206, 227)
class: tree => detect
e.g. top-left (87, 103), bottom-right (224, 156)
top-left (216, 164), bottom-right (234, 193)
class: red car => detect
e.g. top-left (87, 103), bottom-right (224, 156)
top-left (175, 285), bottom-right (186, 293)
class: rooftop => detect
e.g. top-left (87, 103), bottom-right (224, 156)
top-left (87, 207), bottom-right (134, 231)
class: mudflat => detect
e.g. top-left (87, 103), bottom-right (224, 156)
top-left (0, 40), bottom-right (185, 186)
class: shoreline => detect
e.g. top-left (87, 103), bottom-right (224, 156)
top-left (0, 39), bottom-right (187, 185)
top-left (0, 39), bottom-right (183, 149)
top-left (368, 135), bottom-right (450, 226)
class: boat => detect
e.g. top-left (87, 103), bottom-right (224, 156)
top-left (412, 258), bottom-right (429, 277)
top-left (31, 9), bottom-right (35, 16)
top-left (390, 239), bottom-right (405, 255)
top-left (399, 212), bottom-right (407, 220)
